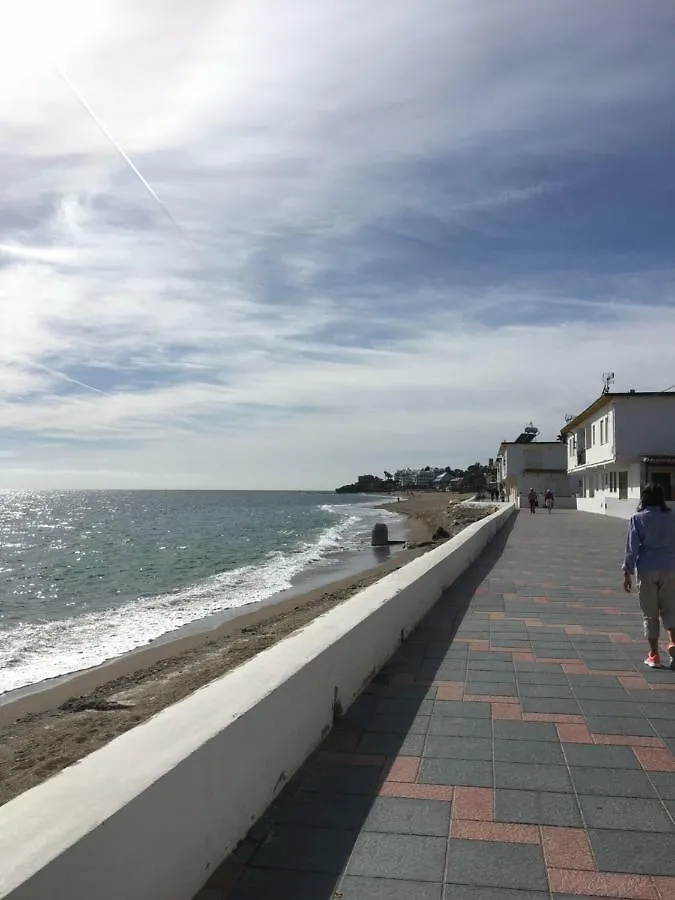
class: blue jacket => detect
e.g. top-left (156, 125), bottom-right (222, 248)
top-left (624, 508), bottom-right (675, 574)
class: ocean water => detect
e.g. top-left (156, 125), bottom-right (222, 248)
top-left (0, 490), bottom-right (404, 694)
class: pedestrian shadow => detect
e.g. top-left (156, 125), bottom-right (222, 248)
top-left (201, 514), bottom-right (518, 899)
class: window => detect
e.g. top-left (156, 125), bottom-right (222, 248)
top-left (592, 424), bottom-right (596, 445)
top-left (600, 420), bottom-right (604, 444)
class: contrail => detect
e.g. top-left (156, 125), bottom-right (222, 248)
top-left (28, 361), bottom-right (110, 396)
top-left (53, 64), bottom-right (194, 246)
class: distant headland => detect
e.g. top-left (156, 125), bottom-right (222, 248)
top-left (335, 464), bottom-right (491, 494)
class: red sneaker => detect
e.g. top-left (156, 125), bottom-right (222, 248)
top-left (668, 644), bottom-right (675, 671)
top-left (645, 651), bottom-right (661, 668)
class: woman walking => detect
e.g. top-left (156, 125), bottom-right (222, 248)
top-left (623, 482), bottom-right (675, 668)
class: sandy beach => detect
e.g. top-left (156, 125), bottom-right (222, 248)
top-left (0, 492), bottom-right (491, 807)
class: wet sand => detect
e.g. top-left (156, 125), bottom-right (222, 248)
top-left (0, 492), bottom-right (489, 807)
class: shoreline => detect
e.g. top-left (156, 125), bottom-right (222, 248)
top-left (0, 492), bottom-right (484, 807)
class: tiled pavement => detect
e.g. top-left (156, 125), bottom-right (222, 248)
top-left (197, 511), bottom-right (675, 900)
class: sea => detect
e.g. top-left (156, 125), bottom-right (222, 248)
top-left (0, 490), bottom-right (406, 695)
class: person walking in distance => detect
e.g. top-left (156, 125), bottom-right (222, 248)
top-left (544, 488), bottom-right (554, 513)
top-left (623, 482), bottom-right (675, 669)
top-left (527, 487), bottom-right (538, 514)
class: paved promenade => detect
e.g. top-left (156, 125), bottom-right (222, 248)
top-left (198, 510), bottom-right (675, 900)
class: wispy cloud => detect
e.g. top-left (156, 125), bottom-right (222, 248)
top-left (1, 0), bottom-right (674, 487)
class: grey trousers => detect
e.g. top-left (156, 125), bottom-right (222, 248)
top-left (638, 571), bottom-right (675, 640)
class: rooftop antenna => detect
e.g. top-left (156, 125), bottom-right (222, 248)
top-left (564, 414), bottom-right (573, 423)
top-left (602, 372), bottom-right (615, 395)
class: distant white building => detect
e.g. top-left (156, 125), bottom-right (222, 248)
top-left (562, 390), bottom-right (675, 518)
top-left (495, 441), bottom-right (575, 508)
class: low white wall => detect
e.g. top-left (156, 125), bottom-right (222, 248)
top-left (0, 504), bottom-right (515, 900)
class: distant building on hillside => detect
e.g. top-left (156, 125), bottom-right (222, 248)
top-left (561, 390), bottom-right (675, 518)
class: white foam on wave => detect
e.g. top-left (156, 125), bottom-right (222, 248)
top-left (0, 502), bottom-right (402, 694)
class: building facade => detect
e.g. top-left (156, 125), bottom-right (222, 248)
top-left (562, 391), bottom-right (675, 518)
top-left (495, 441), bottom-right (575, 508)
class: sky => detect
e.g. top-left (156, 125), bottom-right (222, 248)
top-left (1, 0), bottom-right (675, 490)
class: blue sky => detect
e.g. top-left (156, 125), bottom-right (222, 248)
top-left (1, 0), bottom-right (675, 488)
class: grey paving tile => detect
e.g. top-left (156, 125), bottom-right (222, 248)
top-left (347, 832), bottom-right (446, 882)
top-left (254, 824), bottom-right (357, 872)
top-left (579, 699), bottom-right (643, 717)
top-left (520, 698), bottom-right (581, 715)
top-left (495, 789), bottom-right (581, 826)
top-left (300, 763), bottom-right (383, 795)
top-left (363, 797), bottom-right (451, 837)
top-left (493, 740), bottom-right (565, 766)
top-left (445, 889), bottom-right (549, 900)
top-left (420, 758), bottom-right (493, 787)
top-left (445, 839), bottom-right (548, 891)
top-left (340, 876), bottom-right (442, 900)
top-left (466, 683), bottom-right (518, 696)
top-left (433, 701), bottom-right (491, 718)
top-left (229, 869), bottom-right (338, 900)
top-left (649, 718), bottom-right (675, 738)
top-left (570, 766), bottom-right (658, 799)
top-left (377, 698), bottom-right (434, 717)
top-left (466, 670), bottom-right (518, 684)
top-left (493, 721), bottom-right (558, 742)
top-left (424, 736), bottom-right (493, 760)
top-left (562, 744), bottom-right (639, 769)
top-left (649, 772), bottom-right (675, 799)
top-left (585, 715), bottom-right (657, 737)
top-left (368, 714), bottom-right (430, 734)
top-left (569, 686), bottom-right (631, 700)
top-left (517, 684), bottom-right (575, 700)
top-left (494, 762), bottom-right (573, 793)
top-left (357, 732), bottom-right (425, 756)
top-left (589, 827), bottom-right (675, 875)
top-left (516, 673), bottom-right (570, 685)
top-left (274, 790), bottom-right (374, 829)
top-left (428, 717), bottom-right (492, 738)
top-left (580, 795), bottom-right (674, 832)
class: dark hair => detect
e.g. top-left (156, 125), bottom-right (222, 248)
top-left (638, 482), bottom-right (670, 512)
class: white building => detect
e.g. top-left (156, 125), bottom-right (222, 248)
top-left (562, 391), bottom-right (675, 518)
top-left (495, 441), bottom-right (575, 508)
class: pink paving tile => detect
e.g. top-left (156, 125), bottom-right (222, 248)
top-left (384, 756), bottom-right (420, 782)
top-left (451, 820), bottom-right (539, 844)
top-left (492, 702), bottom-right (523, 720)
top-left (557, 723), bottom-right (593, 743)
top-left (650, 683), bottom-right (675, 691)
top-left (436, 682), bottom-right (465, 700)
top-left (653, 876), bottom-right (675, 899)
top-left (618, 675), bottom-right (650, 690)
top-left (512, 651), bottom-right (535, 662)
top-left (562, 663), bottom-right (591, 674)
top-left (547, 869), bottom-right (657, 899)
top-left (452, 786), bottom-right (494, 821)
top-left (488, 612), bottom-right (506, 619)
top-left (523, 713), bottom-right (586, 725)
top-left (593, 735), bottom-right (666, 749)
top-left (321, 730), bottom-right (361, 752)
top-left (541, 827), bottom-right (595, 871)
top-left (379, 782), bottom-right (454, 801)
top-left (633, 747), bottom-right (675, 772)
top-left (565, 626), bottom-right (586, 634)
top-left (317, 751), bottom-right (386, 766)
top-left (610, 632), bottom-right (634, 644)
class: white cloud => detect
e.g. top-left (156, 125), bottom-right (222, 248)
top-left (1, 0), bottom-right (674, 488)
